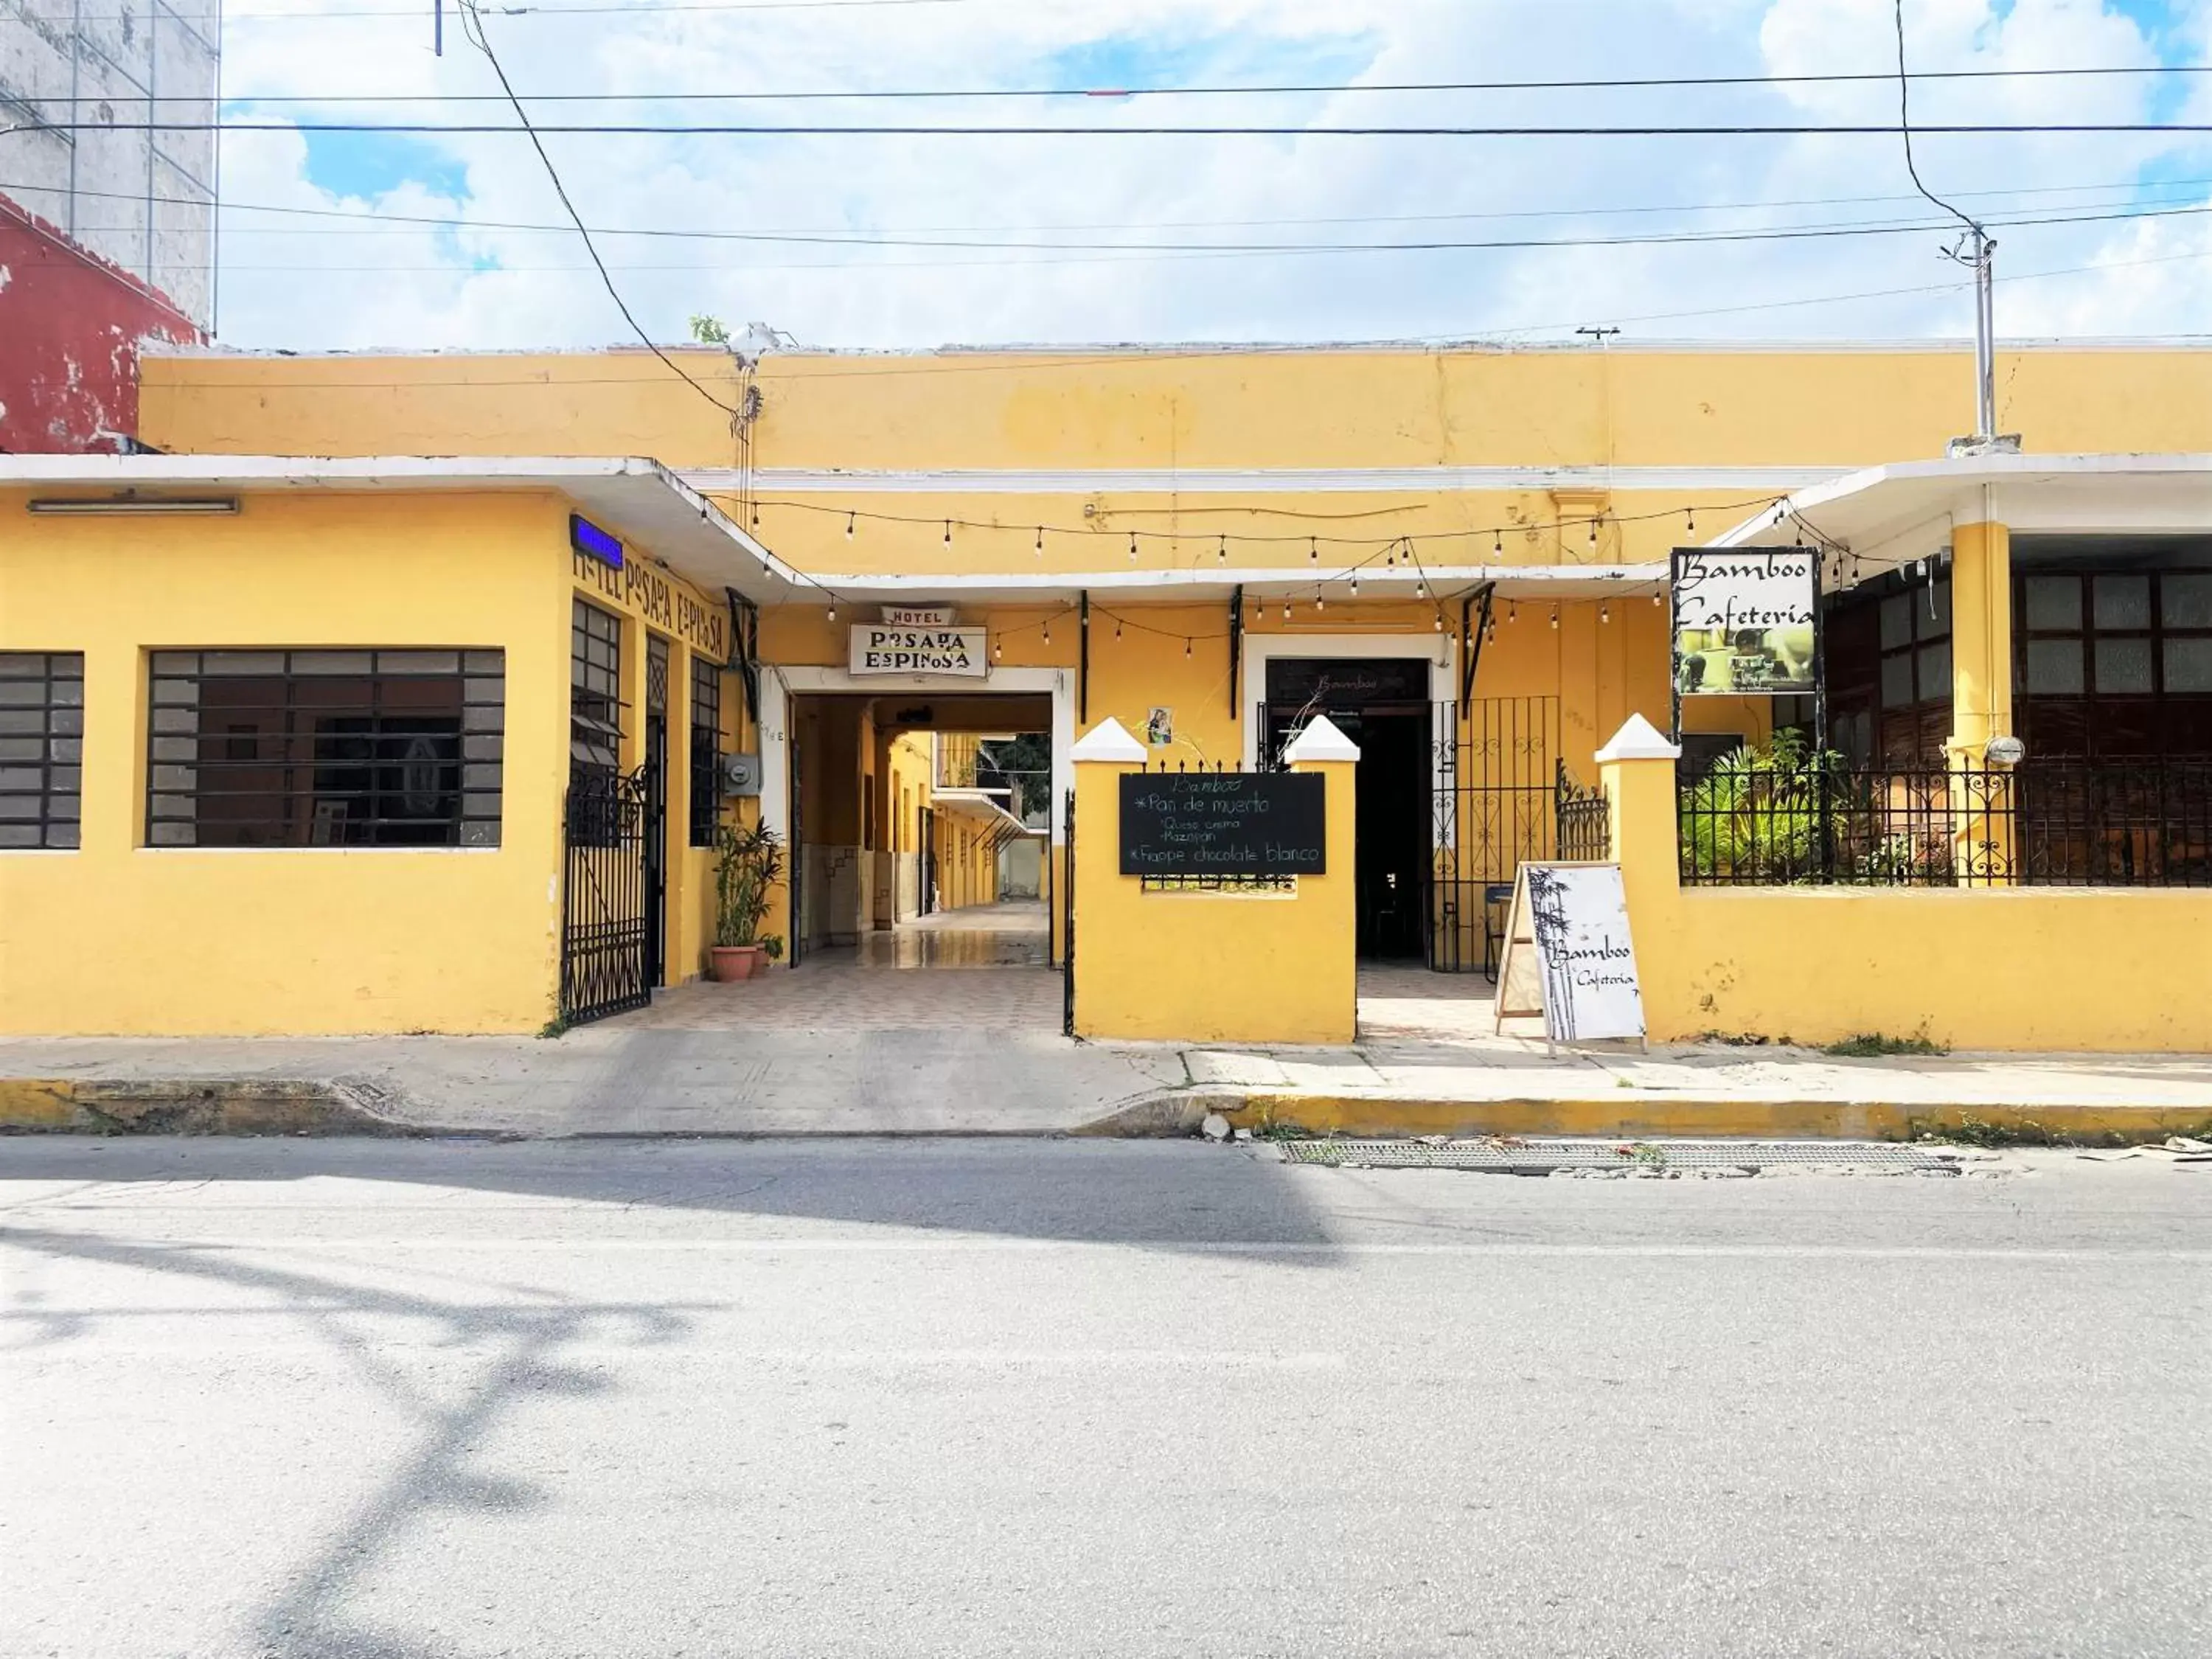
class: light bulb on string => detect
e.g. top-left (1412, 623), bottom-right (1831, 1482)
top-left (993, 637), bottom-right (1003, 661)
top-left (1114, 617), bottom-right (1123, 641)
top-left (1034, 526), bottom-right (1043, 557)
top-left (943, 520), bottom-right (953, 546)
top-left (844, 512), bottom-right (854, 541)
top-left (1351, 573), bottom-right (1360, 597)
top-left (1685, 507), bottom-right (1697, 535)
top-left (1493, 529), bottom-right (1503, 556)
top-left (1309, 536), bottom-right (1318, 563)
top-left (1416, 579), bottom-right (1427, 599)
top-left (1184, 638), bottom-right (1192, 660)
top-left (1652, 590), bottom-right (1663, 606)
top-left (1315, 593), bottom-right (1326, 611)
top-left (751, 503), bottom-right (759, 529)
top-left (1041, 619), bottom-right (1050, 644)
top-left (1128, 532), bottom-right (1138, 563)
top-left (827, 600), bottom-right (836, 623)
top-left (1550, 605), bottom-right (1560, 630)
top-left (1507, 601), bottom-right (1518, 625)
top-left (1587, 519), bottom-right (1599, 549)
top-left (1282, 599), bottom-right (1292, 622)
top-left (1433, 613), bottom-right (1444, 633)
top-left (1600, 602), bottom-right (1611, 625)
top-left (1217, 535), bottom-right (1228, 563)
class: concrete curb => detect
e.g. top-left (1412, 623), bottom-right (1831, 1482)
top-left (0, 1079), bottom-right (448, 1138)
top-left (1074, 1090), bottom-right (2212, 1144)
top-left (7, 1077), bottom-right (2212, 1144)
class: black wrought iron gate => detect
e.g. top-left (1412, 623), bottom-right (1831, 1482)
top-left (1425, 696), bottom-right (1560, 974)
top-left (560, 768), bottom-right (651, 1024)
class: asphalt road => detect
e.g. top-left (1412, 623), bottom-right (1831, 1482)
top-left (2, 1138), bottom-right (2207, 1659)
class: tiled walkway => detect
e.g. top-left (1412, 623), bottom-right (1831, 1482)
top-left (627, 901), bottom-right (1060, 1032)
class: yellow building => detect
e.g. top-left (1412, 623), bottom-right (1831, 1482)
top-left (4, 338), bottom-right (2209, 1041)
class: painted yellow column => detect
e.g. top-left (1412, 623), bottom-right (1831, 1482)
top-left (1947, 518), bottom-right (2014, 757)
top-left (1595, 714), bottom-right (1689, 1040)
top-left (1947, 518), bottom-right (2017, 884)
top-left (1285, 740), bottom-right (1361, 1046)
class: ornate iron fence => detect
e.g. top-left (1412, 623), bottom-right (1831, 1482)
top-left (1556, 761), bottom-right (1611, 862)
top-left (1677, 758), bottom-right (2212, 888)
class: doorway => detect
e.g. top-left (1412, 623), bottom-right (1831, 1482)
top-left (1262, 658), bottom-right (1434, 961)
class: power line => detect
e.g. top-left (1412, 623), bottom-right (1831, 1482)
top-left (21, 170), bottom-right (2208, 243)
top-left (27, 63), bottom-right (2212, 97)
top-left (12, 117), bottom-right (2212, 136)
top-left (456, 2), bottom-right (738, 419)
top-left (1894, 0), bottom-right (1982, 238)
top-left (58, 201), bottom-right (2212, 268)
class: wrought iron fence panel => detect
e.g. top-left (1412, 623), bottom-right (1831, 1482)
top-left (1677, 758), bottom-right (2212, 888)
top-left (560, 768), bottom-right (650, 1023)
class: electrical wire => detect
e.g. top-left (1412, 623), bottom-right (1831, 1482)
top-left (22, 168), bottom-right (2211, 243)
top-left (14, 116), bottom-right (2212, 136)
top-left (1893, 0), bottom-right (1983, 239)
top-left (28, 63), bottom-right (2212, 96)
top-left (55, 197), bottom-right (2212, 260)
top-left (456, 0), bottom-right (737, 420)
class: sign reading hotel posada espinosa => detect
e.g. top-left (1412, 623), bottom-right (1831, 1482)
top-left (849, 623), bottom-right (987, 677)
top-left (1119, 771), bottom-right (1326, 877)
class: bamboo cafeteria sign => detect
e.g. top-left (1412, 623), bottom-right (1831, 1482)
top-left (1671, 546), bottom-right (1818, 696)
top-left (850, 605), bottom-right (986, 677)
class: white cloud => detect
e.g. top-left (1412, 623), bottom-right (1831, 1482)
top-left (205, 0), bottom-right (2212, 349)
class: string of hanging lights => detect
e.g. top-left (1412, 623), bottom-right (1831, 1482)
top-left (748, 491), bottom-right (1792, 563)
top-left (805, 493), bottom-right (1811, 658)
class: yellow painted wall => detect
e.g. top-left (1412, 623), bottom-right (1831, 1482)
top-left (1602, 750), bottom-right (2212, 1052)
top-left (0, 490), bottom-right (571, 1035)
top-left (141, 343), bottom-right (2212, 474)
top-left (1073, 751), bottom-right (1356, 1044)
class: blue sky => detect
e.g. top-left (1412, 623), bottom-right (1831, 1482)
top-left (205, 0), bottom-right (2212, 350)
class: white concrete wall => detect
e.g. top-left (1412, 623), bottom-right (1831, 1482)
top-left (1, 0), bottom-right (218, 325)
top-left (998, 838), bottom-right (1043, 899)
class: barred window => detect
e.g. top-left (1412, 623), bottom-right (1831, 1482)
top-left (571, 599), bottom-right (623, 790)
top-left (0, 653), bottom-right (84, 849)
top-left (147, 651), bottom-right (503, 848)
top-left (689, 654), bottom-right (723, 846)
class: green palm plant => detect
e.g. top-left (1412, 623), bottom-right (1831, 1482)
top-left (714, 818), bottom-right (785, 950)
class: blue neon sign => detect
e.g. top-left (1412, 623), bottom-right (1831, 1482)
top-left (569, 513), bottom-right (624, 569)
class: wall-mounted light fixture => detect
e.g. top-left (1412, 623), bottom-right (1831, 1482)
top-left (28, 494), bottom-right (240, 515)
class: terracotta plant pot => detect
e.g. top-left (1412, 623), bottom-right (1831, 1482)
top-left (709, 945), bottom-right (764, 983)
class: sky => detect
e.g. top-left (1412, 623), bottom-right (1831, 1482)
top-left (184, 0), bottom-right (2212, 350)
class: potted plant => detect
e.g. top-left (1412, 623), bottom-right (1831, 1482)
top-left (709, 818), bottom-right (785, 982)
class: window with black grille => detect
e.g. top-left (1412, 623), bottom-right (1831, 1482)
top-left (146, 651), bottom-right (503, 848)
top-left (689, 653), bottom-right (723, 846)
top-left (571, 599), bottom-right (624, 792)
top-left (0, 653), bottom-right (84, 849)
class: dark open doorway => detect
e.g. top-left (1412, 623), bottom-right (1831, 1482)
top-left (1262, 658), bottom-right (1433, 961)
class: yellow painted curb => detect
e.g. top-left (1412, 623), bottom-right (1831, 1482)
top-left (1220, 1094), bottom-right (2212, 1143)
top-left (0, 1079), bottom-right (419, 1136)
top-left (0, 1079), bottom-right (80, 1130)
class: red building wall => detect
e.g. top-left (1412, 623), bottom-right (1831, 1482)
top-left (0, 193), bottom-right (202, 454)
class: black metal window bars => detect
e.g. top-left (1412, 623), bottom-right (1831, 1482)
top-left (689, 653), bottom-right (722, 848)
top-left (146, 650), bottom-right (504, 848)
top-left (0, 652), bottom-right (85, 849)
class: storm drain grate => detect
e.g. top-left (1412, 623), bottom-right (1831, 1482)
top-left (1277, 1138), bottom-right (1941, 1173)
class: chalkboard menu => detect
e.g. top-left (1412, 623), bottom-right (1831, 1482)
top-left (1119, 771), bottom-right (1327, 877)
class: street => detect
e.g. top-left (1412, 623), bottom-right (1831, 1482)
top-left (3, 1138), bottom-right (2208, 1658)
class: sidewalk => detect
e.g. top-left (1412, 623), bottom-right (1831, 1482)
top-left (5, 1019), bottom-right (2212, 1141)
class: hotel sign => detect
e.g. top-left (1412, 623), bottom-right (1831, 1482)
top-left (849, 614), bottom-right (987, 676)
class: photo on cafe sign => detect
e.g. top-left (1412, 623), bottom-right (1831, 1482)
top-left (1670, 546), bottom-right (1818, 696)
